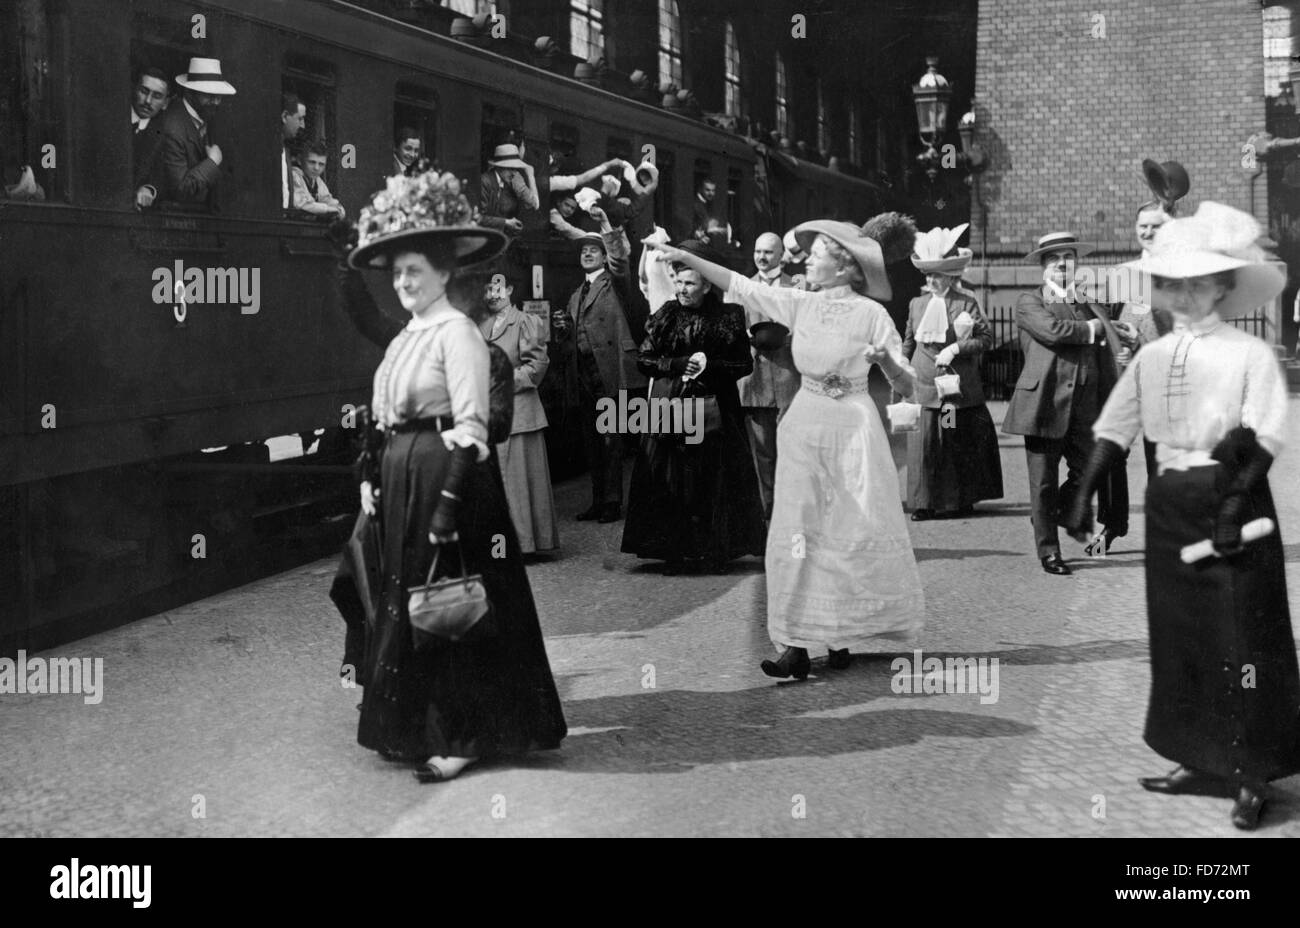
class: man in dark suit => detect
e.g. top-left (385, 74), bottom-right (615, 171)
top-left (148, 57), bottom-right (236, 209)
top-left (1002, 232), bottom-right (1127, 575)
top-left (735, 231), bottom-right (800, 522)
top-left (550, 204), bottom-right (646, 522)
top-left (131, 66), bottom-right (170, 210)
top-left (479, 142), bottom-right (538, 239)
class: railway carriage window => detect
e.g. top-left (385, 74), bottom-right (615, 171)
top-left (726, 167), bottom-right (743, 242)
top-left (607, 137), bottom-right (632, 164)
top-left (481, 103), bottom-right (523, 172)
top-left (650, 146), bottom-right (674, 237)
top-left (394, 82), bottom-right (439, 178)
top-left (550, 122), bottom-right (579, 166)
top-left (282, 55), bottom-right (337, 220)
top-left (1, 0), bottom-right (62, 203)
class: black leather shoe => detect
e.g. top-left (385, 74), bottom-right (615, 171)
top-left (1139, 766), bottom-right (1231, 797)
top-left (597, 503), bottom-right (623, 523)
top-left (575, 505), bottom-right (603, 521)
top-left (1040, 553), bottom-right (1072, 575)
top-left (826, 648), bottom-right (852, 669)
top-left (761, 646), bottom-right (810, 680)
top-left (1231, 784), bottom-right (1266, 830)
top-left (910, 509), bottom-right (934, 522)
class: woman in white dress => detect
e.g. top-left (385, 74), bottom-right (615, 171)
top-left (647, 219), bottom-right (926, 680)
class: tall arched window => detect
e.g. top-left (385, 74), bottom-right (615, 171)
top-left (724, 21), bottom-right (742, 116)
top-left (658, 0), bottom-right (683, 87)
top-left (570, 0), bottom-right (604, 60)
top-left (774, 54), bottom-right (789, 138)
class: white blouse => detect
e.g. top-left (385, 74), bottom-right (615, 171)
top-left (371, 300), bottom-right (490, 460)
top-left (1093, 314), bottom-right (1287, 472)
top-left (726, 273), bottom-right (915, 397)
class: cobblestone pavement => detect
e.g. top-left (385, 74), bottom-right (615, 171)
top-left (3, 402), bottom-right (1300, 837)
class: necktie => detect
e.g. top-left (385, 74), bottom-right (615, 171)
top-left (580, 279), bottom-right (591, 309)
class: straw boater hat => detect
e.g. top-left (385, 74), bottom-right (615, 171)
top-left (174, 57), bottom-right (236, 95)
top-left (348, 169), bottom-right (507, 269)
top-left (1131, 201), bottom-right (1284, 320)
top-left (1024, 231), bottom-right (1094, 263)
top-left (487, 143), bottom-right (529, 171)
top-left (791, 220), bottom-right (892, 300)
top-left (912, 223), bottom-right (973, 275)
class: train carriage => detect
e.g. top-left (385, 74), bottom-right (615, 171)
top-left (0, 0), bottom-right (894, 651)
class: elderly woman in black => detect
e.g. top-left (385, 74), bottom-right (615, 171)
top-left (343, 171), bottom-right (566, 782)
top-left (620, 240), bottom-right (767, 573)
top-left (1065, 202), bottom-right (1300, 829)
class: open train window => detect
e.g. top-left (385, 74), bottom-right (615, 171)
top-left (652, 146), bottom-right (675, 236)
top-left (726, 166), bottom-right (743, 242)
top-left (606, 136), bottom-right (632, 163)
top-left (550, 122), bottom-right (579, 162)
top-left (282, 54), bottom-right (337, 220)
top-left (394, 82), bottom-right (438, 178)
top-left (1, 0), bottom-right (64, 204)
top-left (481, 102), bottom-right (523, 173)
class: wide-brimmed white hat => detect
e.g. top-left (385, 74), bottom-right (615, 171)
top-left (792, 220), bottom-right (891, 300)
top-left (174, 57), bottom-right (236, 95)
top-left (912, 223), bottom-right (973, 274)
top-left (487, 143), bottom-right (529, 171)
top-left (1130, 201), bottom-right (1283, 319)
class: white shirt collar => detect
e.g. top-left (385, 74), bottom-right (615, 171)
top-left (131, 107), bottom-right (149, 130)
top-left (584, 268), bottom-right (605, 284)
top-left (1172, 311), bottom-right (1223, 336)
top-left (405, 295), bottom-right (460, 330)
top-left (756, 267), bottom-right (782, 284)
top-left (1043, 279), bottom-right (1077, 300)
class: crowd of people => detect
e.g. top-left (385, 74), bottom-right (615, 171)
top-left (130, 51), bottom-right (1294, 832)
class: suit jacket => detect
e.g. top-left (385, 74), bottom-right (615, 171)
top-left (553, 227), bottom-right (647, 396)
top-left (132, 119), bottom-right (164, 193)
top-left (902, 289), bottom-right (993, 408)
top-left (150, 99), bottom-right (221, 207)
top-left (1002, 287), bottom-right (1120, 439)
top-left (479, 169), bottom-right (537, 234)
top-left (736, 271), bottom-right (800, 411)
top-left (479, 303), bottom-right (550, 434)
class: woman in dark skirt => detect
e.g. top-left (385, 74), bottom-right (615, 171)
top-left (347, 171), bottom-right (566, 781)
top-left (1066, 201), bottom-right (1300, 829)
top-left (620, 240), bottom-right (767, 573)
top-left (902, 225), bottom-right (1002, 520)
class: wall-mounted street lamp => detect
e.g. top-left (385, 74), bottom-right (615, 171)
top-left (911, 56), bottom-right (951, 180)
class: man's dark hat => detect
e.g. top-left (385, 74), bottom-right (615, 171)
top-left (1142, 159), bottom-right (1191, 213)
top-left (749, 320), bottom-right (790, 350)
top-left (671, 238), bottom-right (722, 267)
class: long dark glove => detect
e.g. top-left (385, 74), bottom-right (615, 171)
top-left (1210, 427), bottom-right (1274, 555)
top-left (355, 405), bottom-right (383, 488)
top-left (1061, 438), bottom-right (1126, 541)
top-left (428, 445), bottom-right (476, 542)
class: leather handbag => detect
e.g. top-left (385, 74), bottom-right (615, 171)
top-left (934, 368), bottom-right (962, 399)
top-left (407, 543), bottom-right (490, 646)
top-left (886, 398), bottom-right (922, 433)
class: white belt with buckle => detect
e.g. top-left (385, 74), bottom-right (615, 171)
top-left (801, 373), bottom-right (871, 399)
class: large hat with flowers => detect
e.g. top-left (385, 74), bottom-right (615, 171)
top-left (912, 223), bottom-right (973, 274)
top-left (1131, 201), bottom-right (1283, 319)
top-left (348, 170), bottom-right (507, 269)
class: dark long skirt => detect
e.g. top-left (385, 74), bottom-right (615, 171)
top-left (1144, 465), bottom-right (1300, 782)
top-left (906, 404), bottom-right (1004, 512)
top-left (620, 407), bottom-right (767, 563)
top-left (357, 429), bottom-right (567, 760)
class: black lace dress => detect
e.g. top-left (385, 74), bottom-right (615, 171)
top-left (620, 292), bottom-right (767, 565)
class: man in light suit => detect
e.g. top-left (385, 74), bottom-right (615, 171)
top-left (734, 231), bottom-right (800, 522)
top-left (1003, 232), bottom-right (1128, 575)
top-left (149, 57), bottom-right (236, 209)
top-left (550, 205), bottom-right (646, 523)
